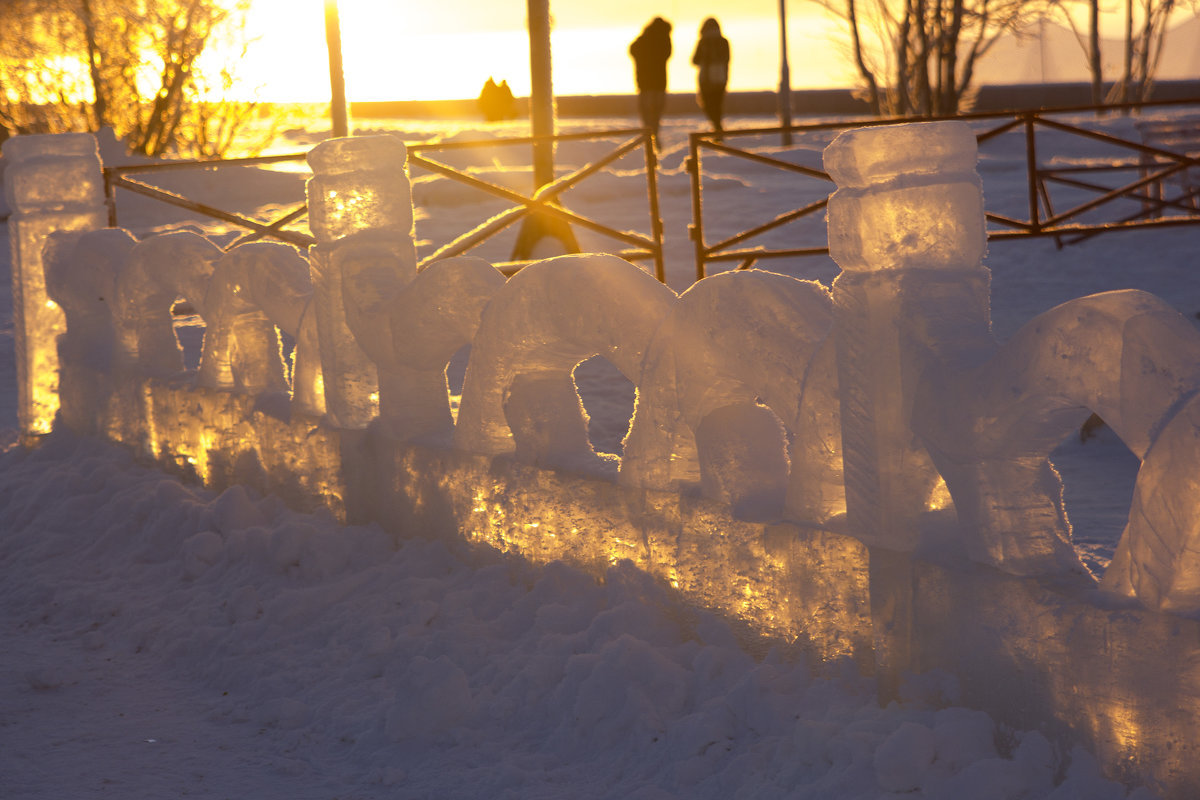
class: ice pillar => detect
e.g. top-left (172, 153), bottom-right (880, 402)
top-left (824, 122), bottom-right (991, 549)
top-left (305, 134), bottom-right (417, 428)
top-left (2, 133), bottom-right (108, 437)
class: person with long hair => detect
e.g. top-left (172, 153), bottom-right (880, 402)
top-left (692, 18), bottom-right (730, 136)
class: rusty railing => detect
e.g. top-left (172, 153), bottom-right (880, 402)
top-left (103, 127), bottom-right (666, 282)
top-left (688, 98), bottom-right (1200, 281)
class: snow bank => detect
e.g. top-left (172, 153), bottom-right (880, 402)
top-left (0, 432), bottom-right (1153, 799)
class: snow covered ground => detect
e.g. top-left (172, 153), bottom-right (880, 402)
top-left (3, 108), bottom-right (1196, 798)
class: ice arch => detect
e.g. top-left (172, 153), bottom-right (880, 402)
top-left (113, 231), bottom-right (222, 376)
top-left (917, 289), bottom-right (1200, 578)
top-left (619, 270), bottom-right (840, 521)
top-left (342, 254), bottom-right (506, 441)
top-left (197, 242), bottom-right (317, 403)
top-left (453, 253), bottom-right (676, 473)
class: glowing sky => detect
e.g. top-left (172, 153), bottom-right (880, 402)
top-left (229, 0), bottom-right (1200, 103)
top-left (234, 0), bottom-right (858, 102)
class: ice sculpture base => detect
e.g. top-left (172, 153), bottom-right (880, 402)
top-left (54, 362), bottom-right (1200, 798)
top-left (57, 362), bottom-right (874, 670)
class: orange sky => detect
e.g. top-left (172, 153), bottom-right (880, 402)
top-left (230, 0), bottom-right (858, 102)
top-left (224, 0), bottom-right (1199, 103)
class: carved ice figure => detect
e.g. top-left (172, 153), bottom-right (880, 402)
top-left (619, 270), bottom-right (840, 522)
top-left (341, 252), bottom-right (505, 441)
top-left (918, 290), bottom-right (1200, 576)
top-left (197, 242), bottom-right (317, 402)
top-left (825, 121), bottom-right (989, 550)
top-left (306, 134), bottom-right (415, 428)
top-left (454, 254), bottom-right (676, 474)
top-left (830, 121), bottom-right (1200, 589)
top-left (3, 132), bottom-right (107, 435)
top-left (43, 228), bottom-right (135, 368)
top-left (112, 232), bottom-right (222, 376)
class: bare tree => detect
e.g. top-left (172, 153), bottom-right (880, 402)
top-left (0, 0), bottom-right (260, 157)
top-left (1111, 0), bottom-right (1196, 104)
top-left (824, 0), bottom-right (1047, 115)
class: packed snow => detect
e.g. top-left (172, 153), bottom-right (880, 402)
top-left (4, 106), bottom-right (1200, 797)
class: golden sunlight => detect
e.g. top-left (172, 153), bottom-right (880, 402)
top-left (231, 0), bottom-right (855, 102)
top-left (229, 0), bottom-right (1200, 105)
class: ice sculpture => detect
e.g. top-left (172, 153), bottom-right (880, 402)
top-left (2, 132), bottom-right (107, 435)
top-left (1107, 392), bottom-right (1200, 612)
top-left (114, 232), bottom-right (222, 376)
top-left (454, 253), bottom-right (676, 474)
top-left (825, 121), bottom-right (987, 551)
top-left (920, 289), bottom-right (1200, 577)
top-left (825, 121), bottom-right (1200, 588)
top-left (306, 135), bottom-right (416, 428)
top-left (43, 228), bottom-right (134, 368)
top-left (197, 242), bottom-right (315, 398)
top-left (342, 253), bottom-right (505, 441)
top-left (619, 270), bottom-right (840, 522)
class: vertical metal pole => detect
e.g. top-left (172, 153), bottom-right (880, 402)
top-left (528, 0), bottom-right (555, 187)
top-left (643, 131), bottom-right (665, 283)
top-left (779, 0), bottom-right (793, 146)
top-left (325, 0), bottom-right (349, 139)
top-left (1025, 115), bottom-right (1040, 233)
top-left (688, 133), bottom-right (707, 283)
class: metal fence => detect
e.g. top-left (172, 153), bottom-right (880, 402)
top-left (103, 127), bottom-right (666, 281)
top-left (687, 98), bottom-right (1200, 281)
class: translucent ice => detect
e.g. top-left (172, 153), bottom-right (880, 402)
top-left (43, 228), bottom-right (135, 368)
top-left (825, 120), bottom-right (992, 551)
top-left (114, 231), bottom-right (223, 376)
top-left (306, 136), bottom-right (418, 429)
top-left (1105, 393), bottom-right (1200, 612)
top-left (825, 121), bottom-right (986, 272)
top-left (920, 289), bottom-right (1200, 576)
top-left (620, 269), bottom-right (835, 521)
top-left (454, 253), bottom-right (675, 474)
top-left (823, 121), bottom-right (980, 189)
top-left (2, 132), bottom-right (105, 213)
top-left (198, 242), bottom-right (313, 396)
top-left (306, 135), bottom-right (414, 243)
top-left (342, 253), bottom-right (505, 441)
top-left (3, 132), bottom-right (108, 435)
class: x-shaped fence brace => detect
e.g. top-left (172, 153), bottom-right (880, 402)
top-left (406, 129), bottom-right (664, 281)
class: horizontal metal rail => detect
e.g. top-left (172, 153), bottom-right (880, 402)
top-left (105, 172), bottom-right (316, 248)
top-left (102, 127), bottom-right (665, 281)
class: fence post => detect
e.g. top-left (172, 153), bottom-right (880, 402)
top-left (687, 133), bottom-right (706, 283)
top-left (2, 133), bottom-right (107, 438)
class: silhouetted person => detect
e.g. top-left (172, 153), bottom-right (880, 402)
top-left (497, 80), bottom-right (515, 118)
top-left (692, 18), bottom-right (730, 136)
top-left (479, 77), bottom-right (516, 121)
top-left (630, 17), bottom-right (672, 148)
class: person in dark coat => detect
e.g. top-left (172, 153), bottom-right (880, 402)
top-left (630, 17), bottom-right (672, 148)
top-left (692, 17), bottom-right (730, 136)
